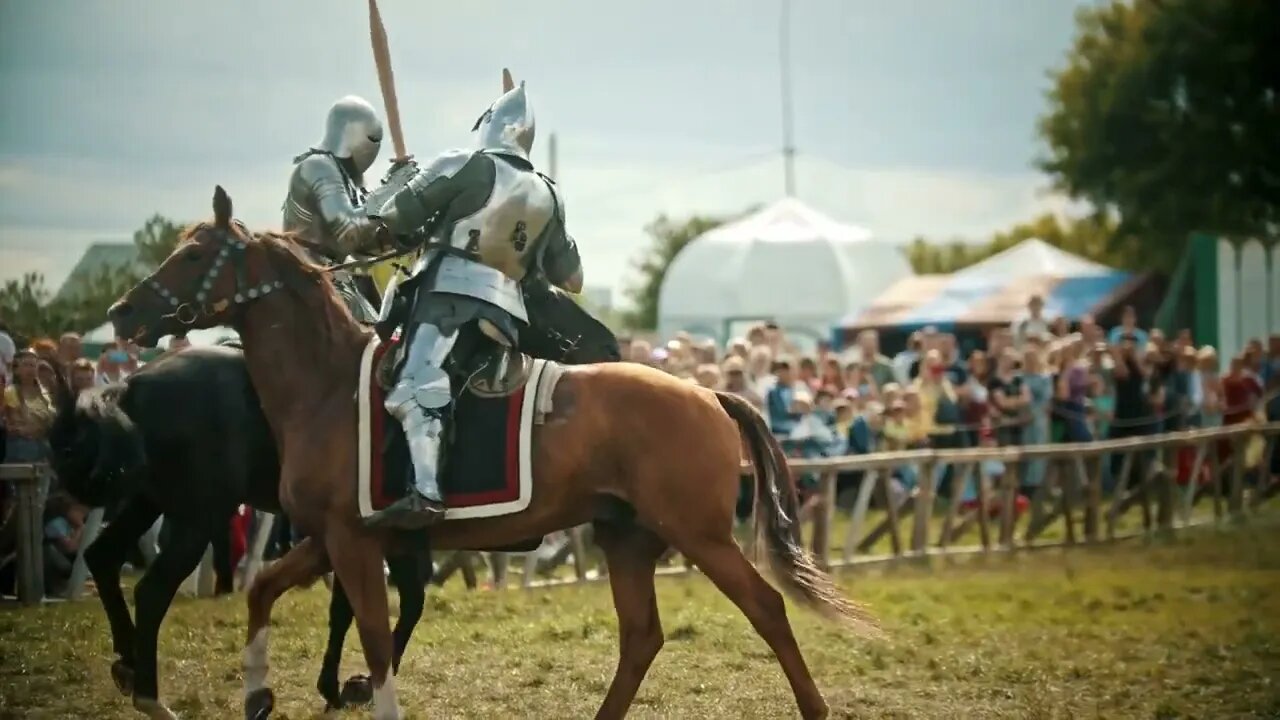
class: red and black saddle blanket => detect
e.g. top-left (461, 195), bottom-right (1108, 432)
top-left (357, 336), bottom-right (557, 521)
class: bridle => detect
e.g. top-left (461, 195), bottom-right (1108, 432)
top-left (140, 222), bottom-right (285, 326)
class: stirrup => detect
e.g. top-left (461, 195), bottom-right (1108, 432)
top-left (363, 493), bottom-right (447, 530)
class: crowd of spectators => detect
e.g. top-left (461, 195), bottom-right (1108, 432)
top-left (617, 300), bottom-right (1280, 514)
top-left (0, 323), bottom-right (178, 597)
top-left (2, 302), bottom-right (1279, 594)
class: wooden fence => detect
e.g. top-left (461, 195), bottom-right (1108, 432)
top-left (3, 421), bottom-right (1278, 602)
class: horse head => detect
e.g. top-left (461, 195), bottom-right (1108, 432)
top-left (109, 186), bottom-right (292, 348)
top-left (521, 276), bottom-right (620, 364)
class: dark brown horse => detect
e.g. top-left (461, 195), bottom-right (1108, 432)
top-left (109, 187), bottom-right (876, 720)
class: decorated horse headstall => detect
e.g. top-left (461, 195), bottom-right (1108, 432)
top-left (141, 222), bottom-right (285, 326)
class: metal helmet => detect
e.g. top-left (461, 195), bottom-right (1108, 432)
top-left (315, 96), bottom-right (383, 176)
top-left (472, 80), bottom-right (535, 161)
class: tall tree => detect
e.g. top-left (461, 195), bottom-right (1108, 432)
top-left (623, 212), bottom-right (739, 329)
top-left (1039, 0), bottom-right (1280, 268)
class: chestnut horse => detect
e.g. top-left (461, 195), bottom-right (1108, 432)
top-left (109, 187), bottom-right (876, 720)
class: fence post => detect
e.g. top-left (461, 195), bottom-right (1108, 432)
top-left (1155, 447), bottom-right (1175, 534)
top-left (1252, 436), bottom-right (1277, 509)
top-left (1079, 457), bottom-right (1100, 543)
top-left (842, 470), bottom-right (877, 563)
top-left (1229, 435), bottom-right (1246, 519)
top-left (938, 463), bottom-right (972, 549)
top-left (1180, 442), bottom-right (1208, 524)
top-left (998, 461), bottom-right (1019, 548)
top-left (6, 465), bottom-right (47, 606)
top-left (911, 461), bottom-right (935, 554)
top-left (811, 472), bottom-right (836, 569)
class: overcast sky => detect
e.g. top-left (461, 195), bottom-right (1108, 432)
top-left (0, 0), bottom-right (1093, 301)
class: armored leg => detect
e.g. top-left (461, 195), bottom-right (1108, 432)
top-left (364, 322), bottom-right (457, 530)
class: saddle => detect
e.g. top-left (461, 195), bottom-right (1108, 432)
top-left (373, 337), bottom-right (535, 399)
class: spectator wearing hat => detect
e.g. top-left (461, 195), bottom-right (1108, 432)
top-left (721, 356), bottom-right (763, 411)
top-left (765, 359), bottom-right (804, 437)
top-left (693, 363), bottom-right (723, 391)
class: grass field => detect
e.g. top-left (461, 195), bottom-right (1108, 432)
top-left (3, 521), bottom-right (1279, 719)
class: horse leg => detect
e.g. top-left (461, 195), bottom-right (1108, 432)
top-left (316, 575), bottom-right (354, 711)
top-left (243, 537), bottom-right (328, 720)
top-left (317, 550), bottom-right (426, 711)
top-left (324, 524), bottom-right (399, 720)
top-left (678, 537), bottom-right (828, 719)
top-left (83, 497), bottom-right (161, 698)
top-left (210, 518), bottom-right (234, 595)
top-left (592, 521), bottom-right (668, 720)
top-left (129, 520), bottom-right (220, 720)
top-left (388, 551), bottom-right (426, 673)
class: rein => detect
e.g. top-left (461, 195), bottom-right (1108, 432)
top-left (313, 239), bottom-right (481, 274)
top-left (141, 224), bottom-right (285, 326)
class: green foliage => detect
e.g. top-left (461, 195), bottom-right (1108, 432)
top-left (132, 214), bottom-right (185, 270)
top-left (1039, 0), bottom-right (1280, 268)
top-left (0, 265), bottom-right (137, 342)
top-left (906, 212), bottom-right (1141, 275)
top-left (623, 210), bottom-right (750, 329)
top-left (0, 215), bottom-right (185, 342)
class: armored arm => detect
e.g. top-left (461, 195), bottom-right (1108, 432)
top-left (373, 149), bottom-right (473, 242)
top-left (293, 155), bottom-right (388, 256)
top-left (539, 191), bottom-right (584, 293)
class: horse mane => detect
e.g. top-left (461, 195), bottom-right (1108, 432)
top-left (182, 221), bottom-right (369, 365)
top-left (251, 231), bottom-right (369, 364)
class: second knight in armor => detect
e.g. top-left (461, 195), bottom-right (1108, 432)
top-left (282, 95), bottom-right (388, 323)
top-left (365, 75), bottom-right (583, 530)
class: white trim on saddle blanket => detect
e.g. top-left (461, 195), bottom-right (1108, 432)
top-left (356, 335), bottom-right (563, 521)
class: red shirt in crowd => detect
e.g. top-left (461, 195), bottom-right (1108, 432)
top-left (1221, 372), bottom-right (1263, 425)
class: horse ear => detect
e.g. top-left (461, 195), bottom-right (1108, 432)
top-left (502, 68), bottom-right (514, 93)
top-left (212, 185), bottom-right (232, 229)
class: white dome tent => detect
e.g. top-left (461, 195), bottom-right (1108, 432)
top-left (657, 198), bottom-right (913, 347)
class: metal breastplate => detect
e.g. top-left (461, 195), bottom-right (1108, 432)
top-left (282, 154), bottom-right (368, 262)
top-left (423, 156), bottom-right (556, 322)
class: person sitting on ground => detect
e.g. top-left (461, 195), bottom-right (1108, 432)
top-left (42, 492), bottom-right (88, 596)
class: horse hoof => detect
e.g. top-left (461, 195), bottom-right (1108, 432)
top-left (340, 675), bottom-right (374, 706)
top-left (317, 676), bottom-right (343, 711)
top-left (110, 659), bottom-right (135, 696)
top-left (244, 687), bottom-right (275, 720)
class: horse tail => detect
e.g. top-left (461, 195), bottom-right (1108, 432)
top-left (715, 391), bottom-right (879, 635)
top-left (47, 374), bottom-right (147, 508)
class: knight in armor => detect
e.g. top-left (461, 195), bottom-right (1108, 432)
top-left (282, 95), bottom-right (389, 323)
top-left (363, 76), bottom-right (583, 529)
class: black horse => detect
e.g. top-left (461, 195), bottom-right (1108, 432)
top-left (48, 277), bottom-right (619, 717)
